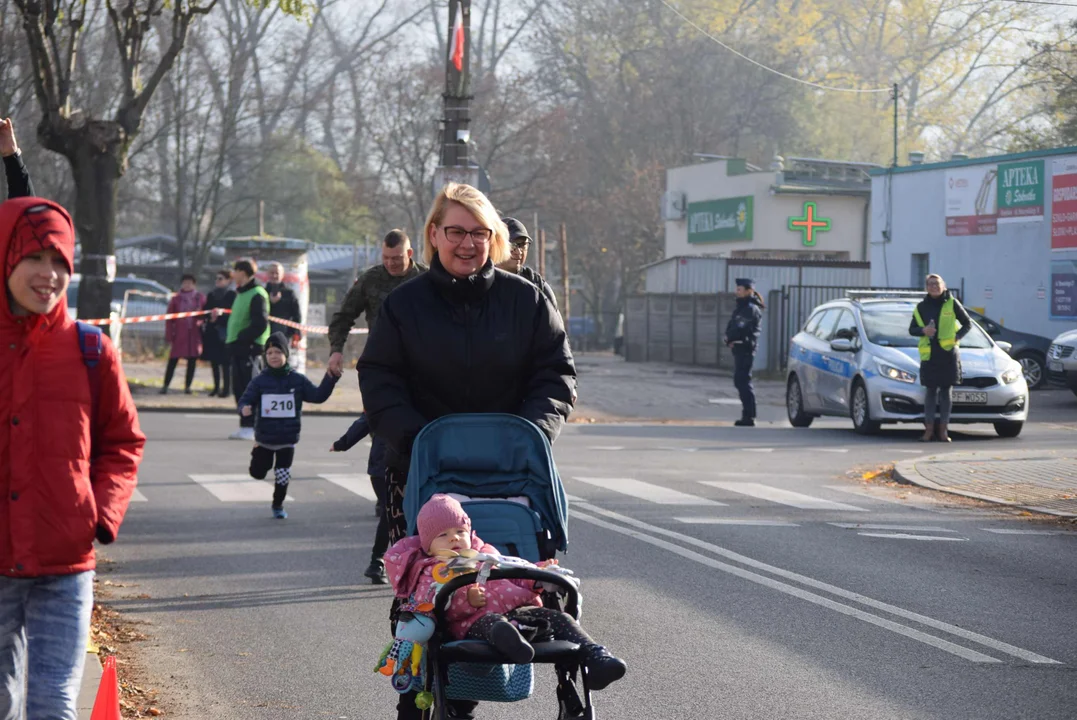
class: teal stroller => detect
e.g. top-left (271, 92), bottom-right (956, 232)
top-left (401, 414), bottom-right (596, 720)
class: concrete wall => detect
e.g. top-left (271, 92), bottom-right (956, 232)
top-left (665, 161), bottom-right (870, 260)
top-left (869, 149), bottom-right (1077, 339)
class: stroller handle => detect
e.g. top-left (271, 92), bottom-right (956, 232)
top-left (433, 567), bottom-right (581, 626)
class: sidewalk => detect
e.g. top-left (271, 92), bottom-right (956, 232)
top-left (123, 352), bottom-right (789, 424)
top-left (895, 449), bottom-right (1077, 518)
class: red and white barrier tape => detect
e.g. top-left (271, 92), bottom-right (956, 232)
top-left (82, 309), bottom-right (367, 334)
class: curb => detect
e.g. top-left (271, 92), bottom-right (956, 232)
top-left (77, 652), bottom-right (102, 719)
top-left (893, 454), bottom-right (1077, 518)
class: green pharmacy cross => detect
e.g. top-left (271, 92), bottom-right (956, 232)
top-left (788, 202), bottom-right (831, 247)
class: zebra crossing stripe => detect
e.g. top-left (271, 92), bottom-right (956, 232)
top-left (130, 488), bottom-right (148, 503)
top-left (573, 477), bottom-right (725, 506)
top-left (318, 474), bottom-right (378, 503)
top-left (189, 474), bottom-right (291, 503)
top-left (700, 481), bottom-right (869, 511)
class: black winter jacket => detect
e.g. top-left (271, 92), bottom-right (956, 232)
top-left (267, 283), bottom-right (302, 339)
top-left (724, 295), bottom-right (764, 352)
top-left (357, 256), bottom-right (576, 470)
top-left (519, 266), bottom-right (559, 310)
top-left (238, 367), bottom-right (338, 446)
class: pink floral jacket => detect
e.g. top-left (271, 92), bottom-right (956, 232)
top-left (383, 533), bottom-right (543, 640)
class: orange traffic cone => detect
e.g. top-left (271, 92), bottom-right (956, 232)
top-left (90, 655), bottom-right (121, 720)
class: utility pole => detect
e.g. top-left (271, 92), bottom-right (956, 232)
top-left (538, 229), bottom-right (546, 277)
top-left (440, 0), bottom-right (472, 171)
top-left (559, 223), bottom-right (570, 324)
top-left (891, 82), bottom-right (899, 168)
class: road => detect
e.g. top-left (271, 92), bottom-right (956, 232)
top-left (102, 412), bottom-right (1077, 719)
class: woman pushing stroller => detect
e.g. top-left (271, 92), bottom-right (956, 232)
top-left (358, 182), bottom-right (578, 719)
top-left (384, 494), bottom-right (626, 690)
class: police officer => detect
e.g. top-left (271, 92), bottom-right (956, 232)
top-left (724, 278), bottom-right (765, 427)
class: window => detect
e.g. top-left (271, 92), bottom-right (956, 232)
top-left (911, 254), bottom-right (930, 288)
top-left (811, 309), bottom-right (842, 340)
top-left (803, 311), bottom-right (825, 335)
top-left (830, 310), bottom-right (859, 342)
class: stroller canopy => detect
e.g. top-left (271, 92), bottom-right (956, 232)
top-left (404, 414), bottom-right (569, 553)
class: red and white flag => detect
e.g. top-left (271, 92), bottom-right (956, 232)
top-left (449, 0), bottom-right (464, 72)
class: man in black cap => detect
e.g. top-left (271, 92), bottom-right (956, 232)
top-left (500, 217), bottom-right (558, 309)
top-left (723, 278), bottom-right (765, 426)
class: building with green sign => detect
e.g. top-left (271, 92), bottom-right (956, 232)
top-left (662, 156), bottom-right (876, 263)
top-left (868, 145), bottom-right (1077, 339)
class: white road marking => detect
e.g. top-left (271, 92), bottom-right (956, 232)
top-left (658, 446), bottom-right (698, 453)
top-left (564, 493), bottom-right (586, 503)
top-left (586, 446), bottom-right (625, 451)
top-left (571, 501), bottom-right (1059, 664)
top-left (318, 474), bottom-right (377, 503)
top-left (183, 413), bottom-right (234, 419)
top-left (815, 448), bottom-right (850, 453)
top-left (701, 482), bottom-right (869, 512)
top-left (742, 448), bottom-right (775, 453)
top-left (982, 529), bottom-right (1074, 536)
top-left (858, 532), bottom-right (968, 542)
top-left (894, 449), bottom-right (925, 454)
top-left (572, 477), bottom-right (725, 506)
top-left (675, 518), bottom-right (799, 527)
top-left (830, 523), bottom-right (957, 533)
top-left (189, 474), bottom-right (293, 502)
top-left (707, 398), bottom-right (741, 405)
top-left (721, 471), bottom-right (828, 480)
top-left (571, 509), bottom-right (997, 663)
top-left (130, 488), bottom-right (148, 503)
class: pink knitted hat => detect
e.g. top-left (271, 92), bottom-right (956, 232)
top-left (417, 494), bottom-right (472, 553)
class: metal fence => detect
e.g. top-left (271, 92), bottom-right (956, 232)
top-left (625, 293), bottom-right (740, 369)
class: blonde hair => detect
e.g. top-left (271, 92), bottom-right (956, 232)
top-left (423, 183), bottom-right (509, 266)
top-left (925, 274), bottom-right (946, 290)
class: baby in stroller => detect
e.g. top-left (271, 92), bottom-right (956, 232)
top-left (384, 494), bottom-right (626, 691)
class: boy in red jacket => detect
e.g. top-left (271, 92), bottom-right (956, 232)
top-left (0, 197), bottom-right (146, 719)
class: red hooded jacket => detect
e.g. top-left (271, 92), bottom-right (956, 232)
top-left (0, 197), bottom-right (146, 577)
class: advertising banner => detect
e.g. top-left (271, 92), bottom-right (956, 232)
top-left (997, 159), bottom-right (1044, 223)
top-left (687, 197), bottom-right (753, 243)
top-left (945, 165), bottom-right (997, 236)
top-left (1051, 157), bottom-right (1077, 251)
top-left (1052, 259), bottom-right (1077, 319)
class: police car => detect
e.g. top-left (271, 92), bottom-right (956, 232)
top-left (785, 291), bottom-right (1029, 437)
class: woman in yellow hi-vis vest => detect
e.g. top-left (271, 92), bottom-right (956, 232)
top-left (909, 274), bottom-right (971, 442)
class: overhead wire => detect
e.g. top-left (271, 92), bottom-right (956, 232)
top-left (656, 0), bottom-right (893, 93)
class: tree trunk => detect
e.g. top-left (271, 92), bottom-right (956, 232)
top-left (66, 130), bottom-right (125, 329)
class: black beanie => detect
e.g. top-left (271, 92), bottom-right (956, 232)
top-left (265, 332), bottom-right (290, 361)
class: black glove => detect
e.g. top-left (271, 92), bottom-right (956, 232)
top-left (95, 524), bottom-right (115, 545)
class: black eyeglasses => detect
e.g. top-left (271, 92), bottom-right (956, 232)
top-left (511, 239), bottom-right (532, 250)
top-left (442, 225), bottom-right (493, 244)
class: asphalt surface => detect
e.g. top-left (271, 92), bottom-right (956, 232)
top-left (101, 412), bottom-right (1077, 719)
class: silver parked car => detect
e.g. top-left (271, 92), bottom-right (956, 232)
top-left (785, 292), bottom-right (1029, 438)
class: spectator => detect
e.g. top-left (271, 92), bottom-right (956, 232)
top-left (0, 197), bottom-right (145, 719)
top-left (225, 259), bottom-right (270, 441)
top-left (265, 262), bottom-right (301, 344)
top-left (203, 270), bottom-right (236, 397)
top-left (161, 273), bottom-right (206, 395)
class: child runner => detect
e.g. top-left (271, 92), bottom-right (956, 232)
top-left (384, 494), bottom-right (627, 693)
top-left (331, 413), bottom-right (390, 584)
top-left (239, 332), bottom-right (338, 518)
top-left (0, 197), bottom-right (145, 718)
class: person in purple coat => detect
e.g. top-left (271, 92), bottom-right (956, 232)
top-left (161, 274), bottom-right (206, 394)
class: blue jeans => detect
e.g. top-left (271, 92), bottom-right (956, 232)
top-left (0, 572), bottom-right (94, 720)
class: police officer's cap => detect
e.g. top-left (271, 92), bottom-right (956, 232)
top-left (735, 277), bottom-right (754, 289)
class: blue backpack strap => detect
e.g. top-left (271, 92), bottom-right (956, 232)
top-left (76, 322), bottom-right (104, 458)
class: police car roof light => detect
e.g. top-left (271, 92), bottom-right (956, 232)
top-left (845, 290), bottom-right (923, 302)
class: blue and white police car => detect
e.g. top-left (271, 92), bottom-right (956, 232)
top-left (785, 292), bottom-right (1029, 437)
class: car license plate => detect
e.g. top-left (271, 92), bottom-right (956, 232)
top-left (953, 390), bottom-right (988, 404)
top-left (1049, 360), bottom-right (1064, 373)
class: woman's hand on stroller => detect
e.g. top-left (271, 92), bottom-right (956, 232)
top-left (467, 585), bottom-right (487, 608)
